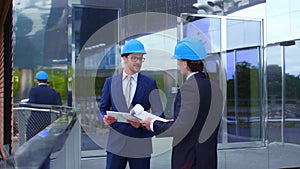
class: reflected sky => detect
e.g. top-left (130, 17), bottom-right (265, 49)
top-left (227, 48), bottom-right (259, 80)
top-left (285, 41), bottom-right (300, 76)
top-left (267, 42), bottom-right (300, 77)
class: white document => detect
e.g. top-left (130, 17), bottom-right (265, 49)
top-left (133, 111), bottom-right (169, 122)
top-left (106, 111), bottom-right (139, 123)
top-left (107, 104), bottom-right (168, 123)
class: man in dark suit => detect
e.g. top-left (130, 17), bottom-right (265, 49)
top-left (99, 39), bottom-right (164, 169)
top-left (26, 70), bottom-right (62, 169)
top-left (27, 71), bottom-right (62, 106)
top-left (141, 37), bottom-right (223, 169)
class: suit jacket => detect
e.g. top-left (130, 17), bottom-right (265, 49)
top-left (99, 72), bottom-right (163, 158)
top-left (26, 84), bottom-right (62, 140)
top-left (153, 72), bottom-right (222, 169)
top-left (28, 84), bottom-right (62, 105)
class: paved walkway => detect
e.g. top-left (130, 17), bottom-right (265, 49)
top-left (81, 142), bottom-right (300, 169)
top-left (2, 141), bottom-right (299, 168)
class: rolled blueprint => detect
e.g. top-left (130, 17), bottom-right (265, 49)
top-left (130, 104), bottom-right (144, 115)
top-left (130, 104), bottom-right (168, 122)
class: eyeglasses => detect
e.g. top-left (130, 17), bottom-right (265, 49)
top-left (128, 56), bottom-right (145, 62)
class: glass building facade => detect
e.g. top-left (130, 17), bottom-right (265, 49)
top-left (11, 0), bottom-right (300, 168)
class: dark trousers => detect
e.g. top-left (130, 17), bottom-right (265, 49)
top-left (106, 152), bottom-right (150, 169)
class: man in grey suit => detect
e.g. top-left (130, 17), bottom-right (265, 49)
top-left (141, 37), bottom-right (223, 169)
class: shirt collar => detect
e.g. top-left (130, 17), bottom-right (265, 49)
top-left (123, 71), bottom-right (138, 81)
top-left (38, 83), bottom-right (47, 86)
top-left (186, 72), bottom-right (198, 80)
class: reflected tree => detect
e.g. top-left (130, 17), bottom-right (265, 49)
top-left (267, 64), bottom-right (300, 100)
top-left (227, 61), bottom-right (259, 107)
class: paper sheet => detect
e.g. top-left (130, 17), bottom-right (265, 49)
top-left (106, 111), bottom-right (139, 123)
top-left (106, 104), bottom-right (169, 123)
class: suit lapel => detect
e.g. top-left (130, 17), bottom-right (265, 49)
top-left (131, 73), bottom-right (145, 105)
top-left (111, 73), bottom-right (128, 112)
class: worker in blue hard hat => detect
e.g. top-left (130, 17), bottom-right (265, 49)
top-left (120, 39), bottom-right (147, 74)
top-left (28, 71), bottom-right (62, 105)
top-left (35, 71), bottom-right (48, 81)
top-left (141, 37), bottom-right (222, 169)
top-left (27, 70), bottom-right (62, 169)
top-left (99, 39), bottom-right (164, 169)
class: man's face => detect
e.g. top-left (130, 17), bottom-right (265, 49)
top-left (123, 53), bottom-right (145, 74)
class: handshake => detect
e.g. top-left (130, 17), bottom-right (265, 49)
top-left (103, 104), bottom-right (169, 130)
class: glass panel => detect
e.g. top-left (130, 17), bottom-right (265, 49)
top-left (227, 19), bottom-right (262, 50)
top-left (267, 41), bottom-right (300, 169)
top-left (13, 0), bottom-right (69, 103)
top-left (180, 15), bottom-right (224, 144)
top-left (182, 15), bottom-right (264, 146)
top-left (72, 6), bottom-right (119, 156)
top-left (182, 16), bottom-right (221, 53)
top-left (181, 15), bottom-right (222, 85)
top-left (227, 48), bottom-right (261, 143)
top-left (236, 48), bottom-right (261, 141)
top-left (225, 17), bottom-right (263, 145)
top-left (284, 41), bottom-right (300, 144)
top-left (226, 51), bottom-right (236, 141)
top-left (266, 45), bottom-right (282, 143)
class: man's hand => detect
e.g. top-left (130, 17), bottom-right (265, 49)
top-left (127, 118), bottom-right (141, 128)
top-left (103, 115), bottom-right (117, 125)
top-left (140, 117), bottom-right (153, 131)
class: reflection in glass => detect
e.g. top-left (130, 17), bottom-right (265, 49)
top-left (227, 48), bottom-right (261, 142)
top-left (13, 0), bottom-right (69, 102)
top-left (227, 19), bottom-right (261, 51)
top-left (182, 16), bottom-right (221, 53)
top-left (266, 45), bottom-right (282, 143)
top-left (73, 6), bottom-right (120, 154)
top-left (266, 43), bottom-right (300, 144)
top-left (283, 41), bottom-right (300, 144)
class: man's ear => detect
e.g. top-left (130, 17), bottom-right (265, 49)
top-left (183, 60), bottom-right (188, 67)
top-left (122, 56), bottom-right (127, 63)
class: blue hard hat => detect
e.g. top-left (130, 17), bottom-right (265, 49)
top-left (121, 39), bottom-right (146, 56)
top-left (172, 37), bottom-right (207, 60)
top-left (36, 71), bottom-right (48, 80)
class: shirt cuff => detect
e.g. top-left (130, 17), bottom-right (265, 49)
top-left (150, 119), bottom-right (156, 132)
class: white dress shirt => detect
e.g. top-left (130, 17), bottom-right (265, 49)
top-left (122, 71), bottom-right (138, 104)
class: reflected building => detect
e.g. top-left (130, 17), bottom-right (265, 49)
top-left (2, 0), bottom-right (300, 168)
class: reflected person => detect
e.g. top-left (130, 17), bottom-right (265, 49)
top-left (27, 71), bottom-right (62, 169)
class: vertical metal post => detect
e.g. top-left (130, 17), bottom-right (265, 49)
top-left (220, 15), bottom-right (228, 144)
top-left (281, 46), bottom-right (285, 144)
top-left (261, 21), bottom-right (268, 146)
top-left (233, 50), bottom-right (239, 136)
